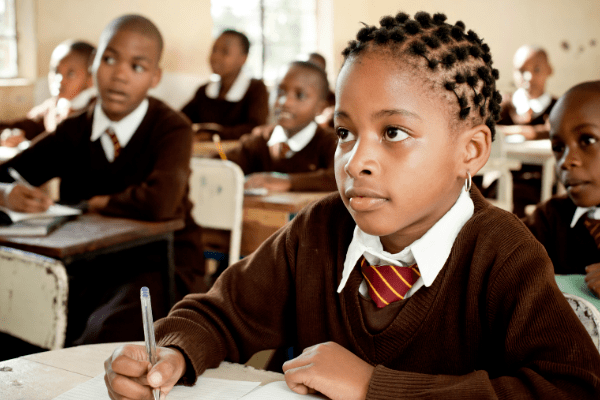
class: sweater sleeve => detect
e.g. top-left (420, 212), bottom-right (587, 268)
top-left (223, 133), bottom-right (269, 175)
top-left (217, 81), bottom-right (269, 140)
top-left (288, 127), bottom-right (338, 192)
top-left (364, 239), bottom-right (600, 400)
top-left (101, 118), bottom-right (193, 221)
top-left (155, 218), bottom-right (298, 384)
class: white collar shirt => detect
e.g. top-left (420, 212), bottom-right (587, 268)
top-left (571, 206), bottom-right (600, 228)
top-left (266, 122), bottom-right (318, 158)
top-left (512, 88), bottom-right (553, 119)
top-left (337, 189), bottom-right (474, 299)
top-left (205, 70), bottom-right (252, 102)
top-left (90, 98), bottom-right (149, 162)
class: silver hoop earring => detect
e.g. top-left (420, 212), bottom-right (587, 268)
top-left (464, 171), bottom-right (472, 192)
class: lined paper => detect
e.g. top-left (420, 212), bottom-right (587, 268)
top-left (53, 374), bottom-right (261, 400)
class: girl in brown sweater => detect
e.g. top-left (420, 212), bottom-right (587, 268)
top-left (104, 12), bottom-right (600, 400)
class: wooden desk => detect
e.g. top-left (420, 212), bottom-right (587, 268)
top-left (193, 139), bottom-right (239, 158)
top-left (505, 139), bottom-right (556, 201)
top-left (204, 192), bottom-right (332, 257)
top-left (0, 342), bottom-right (284, 399)
top-left (0, 213), bottom-right (184, 306)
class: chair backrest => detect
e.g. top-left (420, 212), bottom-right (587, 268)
top-left (0, 246), bottom-right (68, 350)
top-left (564, 292), bottom-right (600, 352)
top-left (189, 158), bottom-right (245, 266)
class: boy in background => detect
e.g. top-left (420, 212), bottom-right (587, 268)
top-left (181, 29), bottom-right (268, 140)
top-left (226, 60), bottom-right (337, 192)
top-left (0, 40), bottom-right (96, 146)
top-left (0, 14), bottom-right (204, 344)
top-left (524, 80), bottom-right (600, 297)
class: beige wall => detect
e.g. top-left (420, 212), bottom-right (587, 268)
top-left (332, 0), bottom-right (600, 97)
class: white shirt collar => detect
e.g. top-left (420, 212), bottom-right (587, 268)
top-left (571, 206), bottom-right (600, 228)
top-left (70, 87), bottom-right (97, 110)
top-left (90, 98), bottom-right (149, 147)
top-left (337, 189), bottom-right (474, 293)
top-left (205, 70), bottom-right (252, 102)
top-left (512, 88), bottom-right (553, 118)
top-left (266, 122), bottom-right (318, 157)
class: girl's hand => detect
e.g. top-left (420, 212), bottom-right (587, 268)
top-left (244, 172), bottom-right (291, 192)
top-left (282, 341), bottom-right (375, 400)
top-left (104, 344), bottom-right (186, 400)
top-left (585, 263), bottom-right (600, 297)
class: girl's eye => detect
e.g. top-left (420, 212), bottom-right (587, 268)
top-left (336, 128), bottom-right (355, 143)
top-left (551, 141), bottom-right (565, 155)
top-left (133, 64), bottom-right (145, 73)
top-left (384, 127), bottom-right (410, 142)
top-left (103, 56), bottom-right (116, 65)
top-left (296, 91), bottom-right (306, 100)
top-left (580, 135), bottom-right (598, 147)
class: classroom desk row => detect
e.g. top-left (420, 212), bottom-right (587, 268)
top-left (0, 342), bottom-right (284, 399)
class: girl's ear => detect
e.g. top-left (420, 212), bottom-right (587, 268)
top-left (462, 123), bottom-right (492, 177)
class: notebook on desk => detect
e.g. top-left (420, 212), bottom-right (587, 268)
top-left (0, 204), bottom-right (81, 236)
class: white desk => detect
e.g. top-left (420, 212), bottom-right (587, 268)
top-left (0, 342), bottom-right (284, 399)
top-left (505, 139), bottom-right (556, 202)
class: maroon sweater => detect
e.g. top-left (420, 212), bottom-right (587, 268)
top-left (181, 79), bottom-right (269, 140)
top-left (225, 124), bottom-right (338, 191)
top-left (156, 188), bottom-right (600, 399)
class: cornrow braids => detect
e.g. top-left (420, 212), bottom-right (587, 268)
top-left (341, 11), bottom-right (502, 139)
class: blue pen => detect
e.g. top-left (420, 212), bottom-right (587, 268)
top-left (141, 287), bottom-right (160, 400)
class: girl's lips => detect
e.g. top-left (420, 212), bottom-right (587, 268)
top-left (348, 196), bottom-right (387, 212)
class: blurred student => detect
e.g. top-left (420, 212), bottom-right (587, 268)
top-left (105, 12), bottom-right (600, 400)
top-left (497, 45), bottom-right (556, 140)
top-left (524, 81), bottom-right (600, 297)
top-left (226, 60), bottom-right (337, 192)
top-left (306, 52), bottom-right (335, 129)
top-left (0, 14), bottom-right (204, 344)
top-left (181, 29), bottom-right (268, 140)
top-left (0, 40), bottom-right (96, 147)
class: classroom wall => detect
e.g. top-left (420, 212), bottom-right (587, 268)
top-left (331, 0), bottom-right (600, 97)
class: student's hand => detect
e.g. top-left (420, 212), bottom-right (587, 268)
top-left (104, 344), bottom-right (186, 400)
top-left (88, 195), bottom-right (110, 212)
top-left (251, 124), bottom-right (275, 140)
top-left (244, 172), bottom-right (291, 192)
top-left (585, 263), bottom-right (600, 297)
top-left (193, 122), bottom-right (223, 133)
top-left (1, 130), bottom-right (25, 147)
top-left (282, 341), bottom-right (374, 400)
top-left (6, 184), bottom-right (53, 212)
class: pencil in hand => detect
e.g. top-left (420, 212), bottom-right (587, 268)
top-left (212, 134), bottom-right (227, 160)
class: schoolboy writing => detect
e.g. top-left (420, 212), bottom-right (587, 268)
top-left (181, 29), bottom-right (269, 140)
top-left (104, 12), bottom-right (600, 400)
top-left (0, 40), bottom-right (96, 146)
top-left (0, 15), bottom-right (205, 344)
top-left (226, 61), bottom-right (337, 192)
top-left (524, 81), bottom-right (600, 297)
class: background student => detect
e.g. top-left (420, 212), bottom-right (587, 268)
top-left (181, 29), bottom-right (269, 140)
top-left (0, 14), bottom-right (204, 345)
top-left (225, 60), bottom-right (337, 192)
top-left (104, 12), bottom-right (600, 400)
top-left (524, 80), bottom-right (600, 297)
top-left (0, 40), bottom-right (96, 147)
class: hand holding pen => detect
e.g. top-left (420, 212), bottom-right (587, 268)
top-left (4, 167), bottom-right (52, 212)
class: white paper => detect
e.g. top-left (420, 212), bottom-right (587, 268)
top-left (53, 374), bottom-right (261, 400)
top-left (0, 203), bottom-right (81, 223)
top-left (242, 381), bottom-right (327, 399)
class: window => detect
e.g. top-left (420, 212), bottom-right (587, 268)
top-left (0, 0), bottom-right (17, 78)
top-left (211, 0), bottom-right (317, 84)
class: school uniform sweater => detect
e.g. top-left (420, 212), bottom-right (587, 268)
top-left (181, 79), bottom-right (269, 140)
top-left (0, 97), bottom-right (205, 294)
top-left (224, 124), bottom-right (338, 191)
top-left (524, 195), bottom-right (599, 274)
top-left (156, 188), bottom-right (600, 399)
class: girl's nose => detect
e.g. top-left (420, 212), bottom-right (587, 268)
top-left (343, 136), bottom-right (379, 178)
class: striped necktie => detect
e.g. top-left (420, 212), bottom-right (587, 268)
top-left (105, 127), bottom-right (121, 159)
top-left (584, 216), bottom-right (600, 249)
top-left (269, 141), bottom-right (291, 161)
top-left (360, 256), bottom-right (421, 308)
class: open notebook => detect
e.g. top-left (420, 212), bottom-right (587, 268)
top-left (0, 204), bottom-right (81, 236)
top-left (53, 373), bottom-right (327, 400)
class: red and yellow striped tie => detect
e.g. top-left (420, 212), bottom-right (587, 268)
top-left (360, 256), bottom-right (421, 308)
top-left (105, 127), bottom-right (121, 159)
top-left (584, 216), bottom-right (600, 249)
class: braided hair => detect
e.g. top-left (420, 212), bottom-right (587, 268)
top-left (341, 11), bottom-right (502, 139)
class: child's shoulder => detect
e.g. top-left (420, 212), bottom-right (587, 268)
top-left (288, 192), bottom-right (350, 231)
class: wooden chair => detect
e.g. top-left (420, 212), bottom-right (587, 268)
top-left (0, 246), bottom-right (68, 350)
top-left (189, 158), bottom-right (245, 266)
top-left (564, 293), bottom-right (600, 352)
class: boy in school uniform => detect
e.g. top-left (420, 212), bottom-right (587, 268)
top-left (524, 81), bottom-right (600, 297)
top-left (181, 29), bottom-right (269, 140)
top-left (105, 12), bottom-right (600, 400)
top-left (0, 40), bottom-right (96, 146)
top-left (0, 15), bottom-right (204, 344)
top-left (226, 61), bottom-right (337, 192)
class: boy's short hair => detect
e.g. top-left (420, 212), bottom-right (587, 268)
top-left (289, 60), bottom-right (330, 101)
top-left (221, 29), bottom-right (250, 55)
top-left (101, 14), bottom-right (164, 63)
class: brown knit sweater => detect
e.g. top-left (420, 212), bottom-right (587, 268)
top-left (156, 188), bottom-right (600, 399)
top-left (224, 124), bottom-right (338, 191)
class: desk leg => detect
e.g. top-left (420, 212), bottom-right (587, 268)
top-left (541, 158), bottom-right (556, 202)
top-left (166, 232), bottom-right (176, 309)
